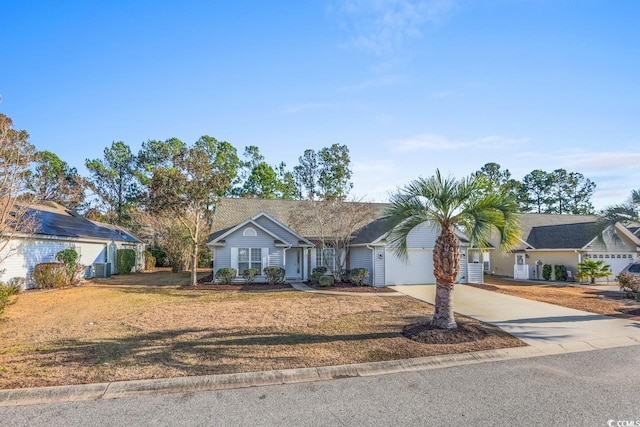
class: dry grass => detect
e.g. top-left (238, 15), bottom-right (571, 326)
top-left (0, 273), bottom-right (524, 389)
top-left (480, 276), bottom-right (640, 320)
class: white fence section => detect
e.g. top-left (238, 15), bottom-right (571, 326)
top-left (514, 264), bottom-right (532, 280)
top-left (467, 263), bottom-right (484, 284)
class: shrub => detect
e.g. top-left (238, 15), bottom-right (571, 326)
top-left (312, 266), bottom-right (328, 275)
top-left (116, 249), bottom-right (136, 275)
top-left (340, 269), bottom-right (351, 283)
top-left (349, 268), bottom-right (369, 286)
top-left (554, 265), bottom-right (568, 282)
top-left (198, 247), bottom-right (212, 268)
top-left (6, 277), bottom-right (25, 292)
top-left (542, 264), bottom-right (552, 281)
top-left (636, 290), bottom-right (640, 302)
top-left (147, 245), bottom-right (168, 267)
top-left (33, 263), bottom-right (69, 289)
top-left (242, 268), bottom-right (259, 284)
top-left (56, 249), bottom-right (79, 284)
top-left (318, 275), bottom-right (335, 287)
top-left (70, 264), bottom-right (87, 285)
top-left (310, 273), bottom-right (322, 285)
top-left (263, 266), bottom-right (285, 285)
top-left (144, 250), bottom-right (156, 271)
top-left (215, 268), bottom-right (237, 285)
top-left (0, 282), bottom-right (20, 316)
top-left (617, 272), bottom-right (640, 296)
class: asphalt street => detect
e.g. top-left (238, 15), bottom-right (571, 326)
top-left (2, 346), bottom-right (639, 427)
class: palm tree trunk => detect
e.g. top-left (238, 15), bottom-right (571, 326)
top-left (431, 226), bottom-right (460, 329)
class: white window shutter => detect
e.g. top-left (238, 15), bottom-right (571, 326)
top-left (262, 248), bottom-right (270, 271)
top-left (230, 248), bottom-right (238, 275)
top-left (310, 249), bottom-right (317, 270)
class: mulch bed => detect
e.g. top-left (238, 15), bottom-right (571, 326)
top-left (305, 282), bottom-right (396, 293)
top-left (403, 320), bottom-right (518, 345)
top-left (182, 283), bottom-right (293, 291)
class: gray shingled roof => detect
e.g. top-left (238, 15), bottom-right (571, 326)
top-left (525, 222), bottom-right (596, 249)
top-left (350, 218), bottom-right (390, 244)
top-left (210, 198), bottom-right (388, 238)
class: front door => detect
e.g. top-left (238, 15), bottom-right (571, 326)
top-left (285, 249), bottom-right (302, 280)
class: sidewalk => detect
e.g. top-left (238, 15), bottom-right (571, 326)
top-left (392, 284), bottom-right (640, 346)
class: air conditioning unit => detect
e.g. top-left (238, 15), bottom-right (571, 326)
top-left (94, 262), bottom-right (112, 278)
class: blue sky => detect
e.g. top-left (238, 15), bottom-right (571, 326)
top-left (2, 0), bottom-right (639, 209)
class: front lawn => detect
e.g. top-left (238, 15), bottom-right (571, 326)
top-left (0, 273), bottom-right (523, 389)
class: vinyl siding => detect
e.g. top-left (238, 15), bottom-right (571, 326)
top-left (405, 223), bottom-right (439, 248)
top-left (374, 248), bottom-right (385, 287)
top-left (349, 246), bottom-right (373, 285)
top-left (254, 216), bottom-right (302, 246)
top-left (213, 224), bottom-right (283, 279)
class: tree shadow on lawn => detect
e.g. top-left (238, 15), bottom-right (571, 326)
top-left (33, 327), bottom-right (401, 372)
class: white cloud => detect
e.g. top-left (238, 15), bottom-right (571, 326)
top-left (391, 133), bottom-right (528, 152)
top-left (329, 0), bottom-right (458, 57)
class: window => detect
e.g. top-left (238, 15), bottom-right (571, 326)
top-left (238, 248), bottom-right (262, 275)
top-left (243, 227), bottom-right (257, 237)
top-left (483, 261), bottom-right (490, 272)
top-left (316, 248), bottom-right (335, 271)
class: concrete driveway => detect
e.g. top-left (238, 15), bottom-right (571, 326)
top-left (392, 284), bottom-right (640, 346)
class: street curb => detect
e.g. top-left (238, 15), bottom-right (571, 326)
top-left (2, 335), bottom-right (639, 407)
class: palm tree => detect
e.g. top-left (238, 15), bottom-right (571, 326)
top-left (384, 170), bottom-right (520, 329)
top-left (593, 189), bottom-right (639, 246)
top-left (576, 259), bottom-right (611, 284)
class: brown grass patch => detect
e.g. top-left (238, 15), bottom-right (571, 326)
top-left (0, 273), bottom-right (524, 389)
top-left (478, 277), bottom-right (640, 320)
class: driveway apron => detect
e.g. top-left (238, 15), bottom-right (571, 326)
top-left (391, 284), bottom-right (640, 346)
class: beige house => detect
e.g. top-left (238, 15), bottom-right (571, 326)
top-left (489, 213), bottom-right (640, 282)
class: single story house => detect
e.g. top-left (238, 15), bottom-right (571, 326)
top-left (206, 198), bottom-right (488, 286)
top-left (488, 213), bottom-right (640, 282)
top-left (0, 202), bottom-right (145, 288)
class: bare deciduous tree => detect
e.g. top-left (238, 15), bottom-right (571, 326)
top-left (0, 114), bottom-right (36, 269)
top-left (295, 199), bottom-right (379, 282)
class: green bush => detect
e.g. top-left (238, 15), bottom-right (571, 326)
top-left (263, 266), bottom-right (285, 285)
top-left (340, 269), bottom-right (351, 283)
top-left (242, 268), bottom-right (259, 284)
top-left (310, 273), bottom-right (322, 284)
top-left (56, 249), bottom-right (79, 284)
top-left (147, 245), bottom-right (168, 267)
top-left (0, 282), bottom-right (20, 316)
top-left (144, 250), bottom-right (156, 271)
top-left (312, 266), bottom-right (328, 275)
top-left (33, 263), bottom-right (69, 289)
top-left (116, 249), bottom-right (136, 275)
top-left (349, 268), bottom-right (369, 286)
top-left (542, 264), bottom-right (552, 281)
top-left (198, 247), bottom-right (212, 268)
top-left (554, 265), bottom-right (568, 282)
top-left (636, 290), bottom-right (640, 302)
top-left (215, 268), bottom-right (237, 285)
top-left (318, 275), bottom-right (335, 287)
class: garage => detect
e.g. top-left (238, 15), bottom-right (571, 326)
top-left (584, 252), bottom-right (636, 280)
top-left (384, 248), bottom-right (435, 285)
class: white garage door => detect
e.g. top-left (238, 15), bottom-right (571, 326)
top-left (585, 253), bottom-right (636, 280)
top-left (384, 248), bottom-right (435, 285)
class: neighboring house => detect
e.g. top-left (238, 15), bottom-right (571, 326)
top-left (489, 213), bottom-right (640, 282)
top-left (207, 198), bottom-right (487, 286)
top-left (0, 202), bottom-right (145, 288)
